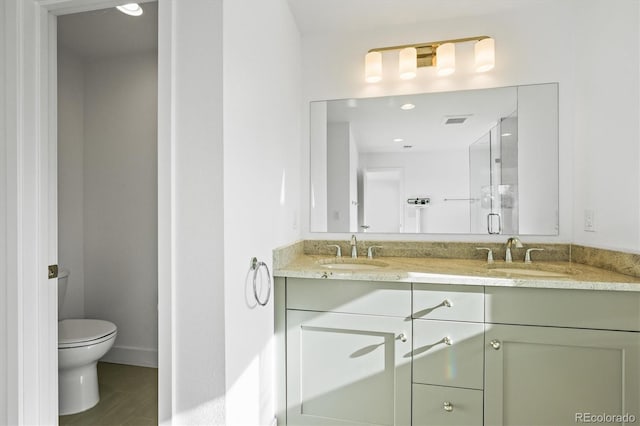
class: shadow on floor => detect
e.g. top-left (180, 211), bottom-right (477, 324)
top-left (59, 362), bottom-right (158, 426)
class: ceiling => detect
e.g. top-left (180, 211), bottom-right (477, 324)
top-left (324, 87), bottom-right (517, 153)
top-left (286, 0), bottom-right (551, 35)
top-left (58, 2), bottom-right (157, 59)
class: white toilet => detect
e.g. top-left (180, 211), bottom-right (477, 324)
top-left (57, 268), bottom-right (117, 415)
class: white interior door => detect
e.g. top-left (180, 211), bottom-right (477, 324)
top-left (2, 2), bottom-right (60, 423)
top-left (5, 1), bottom-right (167, 424)
top-left (362, 168), bottom-right (404, 233)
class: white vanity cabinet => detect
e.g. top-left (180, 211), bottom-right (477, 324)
top-left (283, 278), bottom-right (412, 426)
top-left (276, 277), bottom-right (640, 426)
top-left (484, 287), bottom-right (640, 426)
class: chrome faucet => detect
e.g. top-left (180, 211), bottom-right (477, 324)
top-left (326, 244), bottom-right (342, 258)
top-left (367, 245), bottom-right (383, 259)
top-left (505, 237), bottom-right (523, 263)
top-left (350, 234), bottom-right (358, 259)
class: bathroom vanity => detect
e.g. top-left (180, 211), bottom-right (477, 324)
top-left (274, 250), bottom-right (640, 426)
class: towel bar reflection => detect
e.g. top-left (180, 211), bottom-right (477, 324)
top-left (250, 257), bottom-right (271, 306)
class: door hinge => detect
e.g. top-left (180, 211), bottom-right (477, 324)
top-left (48, 264), bottom-right (58, 279)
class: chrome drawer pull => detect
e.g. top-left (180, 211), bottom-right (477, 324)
top-left (441, 336), bottom-right (453, 346)
top-left (398, 332), bottom-right (408, 343)
top-left (443, 401), bottom-right (454, 412)
top-left (442, 299), bottom-right (453, 308)
top-left (490, 339), bottom-right (501, 350)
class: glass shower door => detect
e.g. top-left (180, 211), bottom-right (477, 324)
top-left (469, 112), bottom-right (518, 235)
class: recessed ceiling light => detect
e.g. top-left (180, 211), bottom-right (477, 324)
top-left (393, 138), bottom-right (404, 142)
top-left (501, 132), bottom-right (512, 137)
top-left (403, 145), bottom-right (413, 149)
top-left (116, 3), bottom-right (143, 16)
top-left (400, 103), bottom-right (415, 110)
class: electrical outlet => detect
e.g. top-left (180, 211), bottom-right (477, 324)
top-left (584, 209), bottom-right (596, 232)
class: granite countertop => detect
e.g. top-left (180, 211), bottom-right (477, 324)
top-left (275, 254), bottom-right (640, 292)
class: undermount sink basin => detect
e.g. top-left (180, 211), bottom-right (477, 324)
top-left (487, 264), bottom-right (576, 278)
top-left (318, 258), bottom-right (388, 270)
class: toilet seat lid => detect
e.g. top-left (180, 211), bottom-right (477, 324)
top-left (58, 319), bottom-right (117, 345)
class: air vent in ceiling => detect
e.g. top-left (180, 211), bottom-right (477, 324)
top-left (442, 115), bottom-right (472, 125)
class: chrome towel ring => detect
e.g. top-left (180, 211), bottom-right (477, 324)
top-left (250, 257), bottom-right (271, 306)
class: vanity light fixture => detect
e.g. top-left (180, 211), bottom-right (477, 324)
top-left (398, 47), bottom-right (418, 80)
top-left (365, 51), bottom-right (383, 83)
top-left (365, 35), bottom-right (494, 82)
top-left (474, 38), bottom-right (495, 72)
top-left (116, 3), bottom-right (143, 16)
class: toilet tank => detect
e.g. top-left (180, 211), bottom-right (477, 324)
top-left (57, 268), bottom-right (70, 314)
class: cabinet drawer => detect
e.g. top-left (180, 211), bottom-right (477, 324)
top-left (413, 384), bottom-right (483, 426)
top-left (413, 320), bottom-right (484, 390)
top-left (413, 283), bottom-right (484, 322)
top-left (286, 278), bottom-right (411, 317)
top-left (486, 287), bottom-right (640, 331)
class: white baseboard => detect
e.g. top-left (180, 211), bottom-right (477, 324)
top-left (101, 345), bottom-right (158, 368)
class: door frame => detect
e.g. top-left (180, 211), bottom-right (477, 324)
top-left (2, 0), bottom-right (173, 423)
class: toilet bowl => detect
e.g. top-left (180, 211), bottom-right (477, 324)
top-left (57, 269), bottom-right (118, 415)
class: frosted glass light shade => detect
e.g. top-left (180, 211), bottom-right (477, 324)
top-left (475, 38), bottom-right (495, 72)
top-left (436, 43), bottom-right (455, 76)
top-left (398, 47), bottom-right (417, 80)
top-left (365, 51), bottom-right (383, 83)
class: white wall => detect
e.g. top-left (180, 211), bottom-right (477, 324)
top-left (309, 102), bottom-right (328, 231)
top-left (348, 127), bottom-right (359, 232)
top-left (222, 0), bottom-right (302, 424)
top-left (572, 0), bottom-right (640, 252)
top-left (360, 150), bottom-right (469, 233)
top-left (57, 48), bottom-right (85, 320)
top-left (80, 52), bottom-right (158, 367)
top-left (170, 0), bottom-right (226, 423)
top-left (518, 84), bottom-right (559, 235)
top-left (327, 122), bottom-right (353, 231)
top-left (0, 0), bottom-right (7, 420)
top-left (302, 1), bottom-right (612, 245)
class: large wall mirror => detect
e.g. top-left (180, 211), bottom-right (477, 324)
top-left (309, 83), bottom-right (559, 235)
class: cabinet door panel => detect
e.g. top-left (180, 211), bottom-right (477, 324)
top-left (413, 384), bottom-right (483, 426)
top-left (485, 324), bottom-right (640, 426)
top-left (287, 310), bottom-right (411, 426)
top-left (413, 319), bottom-right (484, 389)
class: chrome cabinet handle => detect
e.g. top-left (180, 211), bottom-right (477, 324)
top-left (442, 336), bottom-right (452, 346)
top-left (490, 339), bottom-right (501, 350)
top-left (443, 401), bottom-right (454, 412)
top-left (443, 299), bottom-right (453, 308)
top-left (399, 332), bottom-right (408, 342)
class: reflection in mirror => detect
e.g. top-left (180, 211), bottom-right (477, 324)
top-left (310, 83), bottom-right (558, 235)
